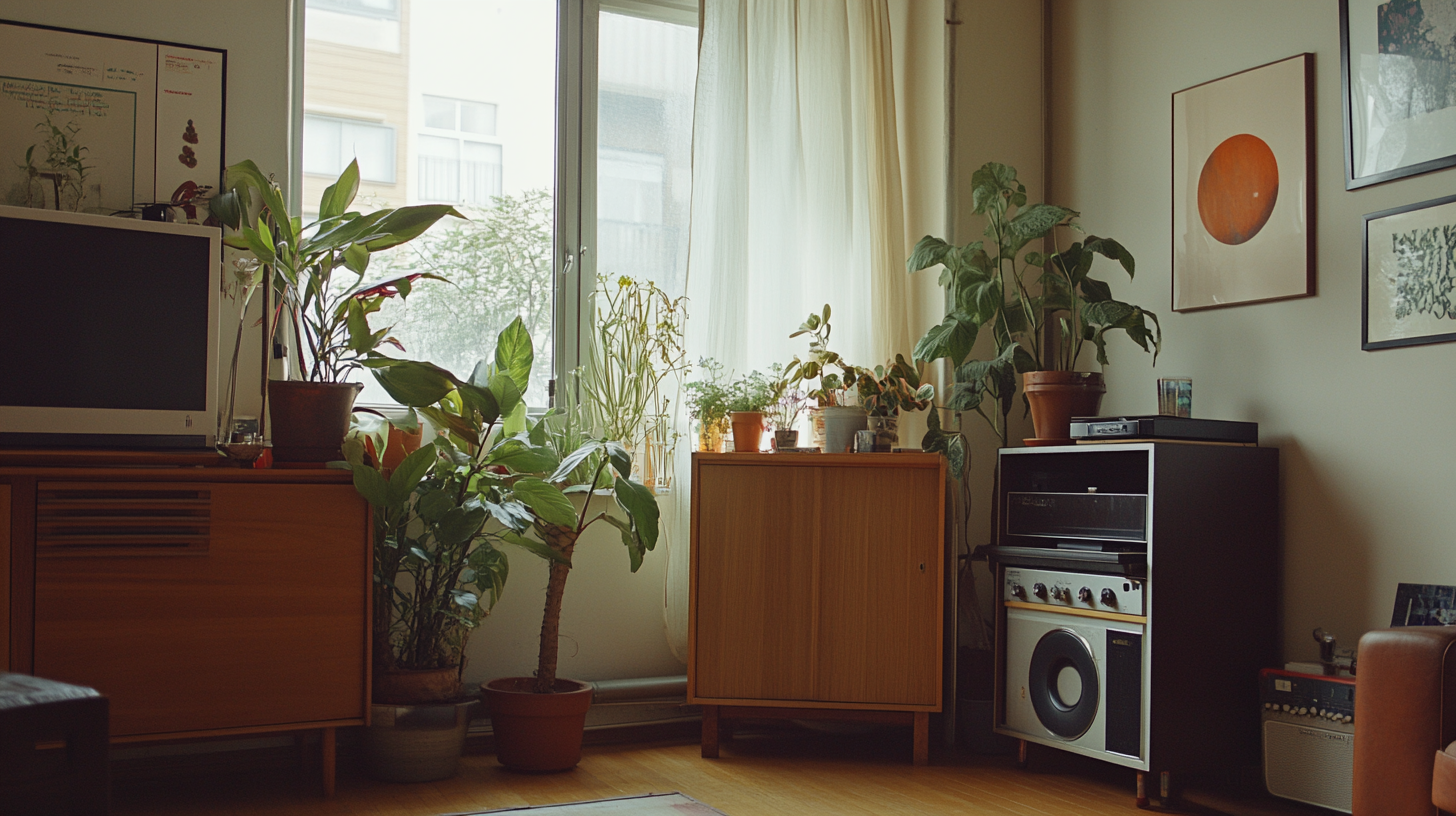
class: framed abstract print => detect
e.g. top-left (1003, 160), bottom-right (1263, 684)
top-left (1172, 54), bottom-right (1315, 313)
top-left (1363, 193), bottom-right (1456, 350)
top-left (1342, 0), bottom-right (1456, 189)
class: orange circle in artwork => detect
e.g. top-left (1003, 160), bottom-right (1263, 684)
top-left (1197, 133), bottom-right (1279, 245)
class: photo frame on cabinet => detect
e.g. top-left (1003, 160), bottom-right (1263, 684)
top-left (1363, 192), bottom-right (1456, 350)
top-left (1172, 53), bottom-right (1315, 313)
top-left (1341, 0), bottom-right (1456, 190)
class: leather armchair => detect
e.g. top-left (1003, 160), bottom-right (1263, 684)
top-left (1353, 627), bottom-right (1456, 816)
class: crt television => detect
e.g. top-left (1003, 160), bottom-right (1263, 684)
top-left (0, 204), bottom-right (221, 449)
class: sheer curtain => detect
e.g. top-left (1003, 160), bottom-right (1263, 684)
top-left (661, 0), bottom-right (913, 661)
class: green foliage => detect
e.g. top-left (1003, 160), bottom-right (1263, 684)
top-left (908, 161), bottom-right (1161, 448)
top-left (683, 358), bottom-right (732, 424)
top-left (853, 355), bottom-right (935, 418)
top-left (214, 159), bottom-right (464, 383)
top-left (364, 190), bottom-right (555, 396)
top-left (784, 304), bottom-right (862, 407)
top-left (346, 319), bottom-right (662, 686)
top-left (723, 369), bottom-right (777, 414)
top-left (15, 115), bottom-right (93, 211)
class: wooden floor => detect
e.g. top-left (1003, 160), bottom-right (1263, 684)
top-left (111, 729), bottom-right (1333, 816)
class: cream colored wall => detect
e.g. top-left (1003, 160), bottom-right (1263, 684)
top-left (948, 0), bottom-right (1046, 552)
top-left (1049, 0), bottom-right (1456, 664)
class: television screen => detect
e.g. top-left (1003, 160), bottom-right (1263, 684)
top-left (0, 205), bottom-right (220, 448)
top-left (0, 217), bottom-right (213, 411)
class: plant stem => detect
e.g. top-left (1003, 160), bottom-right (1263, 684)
top-left (534, 522), bottom-right (579, 692)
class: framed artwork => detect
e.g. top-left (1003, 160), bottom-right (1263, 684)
top-left (0, 19), bottom-right (226, 218)
top-left (1172, 54), bottom-right (1315, 313)
top-left (1363, 192), bottom-right (1456, 350)
top-left (1341, 0), bottom-right (1456, 190)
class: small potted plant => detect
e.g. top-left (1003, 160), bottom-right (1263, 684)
top-left (357, 321), bottom-right (661, 774)
top-left (684, 358), bottom-right (732, 452)
top-left (209, 159), bottom-right (462, 462)
top-left (766, 367), bottom-right (809, 450)
top-left (785, 305), bottom-right (865, 453)
top-left (908, 161), bottom-right (1160, 445)
top-left (852, 355), bottom-right (935, 451)
top-left (724, 369), bottom-right (777, 453)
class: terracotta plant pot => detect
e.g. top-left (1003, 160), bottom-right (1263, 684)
top-left (374, 666), bottom-right (463, 705)
top-left (729, 411), bottom-right (765, 452)
top-left (268, 381), bottom-right (363, 464)
top-left (1022, 371), bottom-right (1105, 444)
top-left (483, 677), bottom-right (593, 772)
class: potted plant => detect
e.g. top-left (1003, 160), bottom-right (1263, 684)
top-left (356, 321), bottom-right (661, 774)
top-left (766, 367), bottom-right (809, 450)
top-left (577, 275), bottom-right (689, 491)
top-left (684, 358), bottom-right (732, 452)
top-left (209, 159), bottom-right (463, 462)
top-left (851, 355), bottom-right (935, 451)
top-left (908, 161), bottom-right (1160, 445)
top-left (785, 305), bottom-right (865, 453)
top-left (723, 369), bottom-right (777, 453)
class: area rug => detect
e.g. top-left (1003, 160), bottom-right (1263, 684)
top-left (445, 792), bottom-right (728, 815)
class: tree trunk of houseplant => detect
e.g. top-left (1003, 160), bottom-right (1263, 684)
top-left (483, 522), bottom-right (594, 772)
top-left (268, 381), bottom-right (363, 463)
top-left (1022, 371), bottom-right (1105, 444)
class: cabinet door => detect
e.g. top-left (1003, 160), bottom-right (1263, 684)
top-left (33, 482), bottom-right (368, 736)
top-left (693, 464), bottom-right (818, 701)
top-left (816, 466), bottom-right (941, 706)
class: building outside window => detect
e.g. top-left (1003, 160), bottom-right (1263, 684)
top-left (418, 95), bottom-right (502, 206)
top-left (301, 114), bottom-right (397, 184)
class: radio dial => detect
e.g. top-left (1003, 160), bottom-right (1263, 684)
top-left (1100, 588), bottom-right (1117, 607)
top-left (1011, 583), bottom-right (1026, 599)
top-left (1032, 583), bottom-right (1047, 599)
top-left (1078, 587), bottom-right (1093, 604)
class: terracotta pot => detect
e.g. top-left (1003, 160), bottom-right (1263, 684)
top-left (366, 699), bottom-right (478, 782)
top-left (483, 677), bottom-right (593, 772)
top-left (268, 381), bottom-right (363, 464)
top-left (729, 411), bottom-right (765, 452)
top-left (382, 424), bottom-right (424, 472)
top-left (374, 666), bottom-right (463, 705)
top-left (1022, 371), bottom-right (1105, 444)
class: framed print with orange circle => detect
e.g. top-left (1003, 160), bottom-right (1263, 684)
top-left (1172, 54), bottom-right (1315, 312)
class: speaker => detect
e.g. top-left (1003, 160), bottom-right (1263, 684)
top-left (1260, 669), bottom-right (1355, 814)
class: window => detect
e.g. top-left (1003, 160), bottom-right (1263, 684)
top-left (301, 114), bottom-right (397, 183)
top-left (297, 0), bottom-right (697, 407)
top-left (418, 96), bottom-right (503, 206)
top-left (305, 0), bottom-right (401, 52)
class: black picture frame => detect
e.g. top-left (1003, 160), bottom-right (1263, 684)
top-left (1362, 192), bottom-right (1456, 350)
top-left (1341, 0), bottom-right (1456, 190)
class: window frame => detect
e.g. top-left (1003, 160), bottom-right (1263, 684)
top-left (300, 112), bottom-right (399, 184)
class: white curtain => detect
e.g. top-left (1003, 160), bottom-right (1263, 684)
top-left (661, 0), bottom-right (913, 662)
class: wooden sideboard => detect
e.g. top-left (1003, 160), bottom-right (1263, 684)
top-left (2, 464), bottom-right (370, 794)
top-left (688, 452), bottom-right (946, 765)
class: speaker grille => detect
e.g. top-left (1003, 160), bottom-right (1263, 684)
top-left (36, 483), bottom-right (211, 556)
top-left (1263, 718), bottom-right (1353, 813)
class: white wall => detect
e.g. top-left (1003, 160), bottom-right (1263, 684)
top-left (1049, 0), bottom-right (1456, 663)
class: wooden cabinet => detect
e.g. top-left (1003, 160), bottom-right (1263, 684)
top-left (689, 452), bottom-right (945, 764)
top-left (2, 465), bottom-right (369, 793)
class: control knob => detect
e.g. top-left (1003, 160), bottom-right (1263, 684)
top-left (1100, 588), bottom-right (1117, 607)
top-left (1011, 583), bottom-right (1026, 599)
top-left (1078, 587), bottom-right (1093, 604)
top-left (1032, 583), bottom-right (1047, 599)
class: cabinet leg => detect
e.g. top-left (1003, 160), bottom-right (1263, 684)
top-left (912, 711), bottom-right (929, 766)
top-left (701, 705), bottom-right (719, 759)
top-left (1160, 770), bottom-right (1176, 803)
top-left (320, 727), bottom-right (336, 798)
top-left (1135, 771), bottom-right (1149, 809)
top-left (1015, 739), bottom-right (1029, 769)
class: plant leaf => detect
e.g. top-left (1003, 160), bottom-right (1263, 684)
top-left (385, 444), bottom-right (436, 506)
top-left (373, 360), bottom-right (457, 406)
top-left (350, 462), bottom-right (389, 507)
top-left (499, 530), bottom-right (572, 564)
top-left (493, 316), bottom-right (534, 392)
top-left (318, 159), bottom-right (361, 220)
top-left (613, 476), bottom-right (660, 555)
top-left (512, 477), bottom-right (579, 527)
top-left (436, 505), bottom-right (487, 546)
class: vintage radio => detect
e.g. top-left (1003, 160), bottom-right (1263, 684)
top-left (1260, 668), bottom-right (1355, 814)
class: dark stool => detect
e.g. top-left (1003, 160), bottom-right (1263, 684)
top-left (0, 672), bottom-right (109, 815)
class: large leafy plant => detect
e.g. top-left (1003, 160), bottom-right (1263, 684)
top-left (210, 159), bottom-right (464, 383)
top-left (909, 162), bottom-right (1160, 448)
top-left (785, 305), bottom-right (861, 407)
top-left (853, 355), bottom-right (934, 418)
top-left (351, 318), bottom-right (661, 694)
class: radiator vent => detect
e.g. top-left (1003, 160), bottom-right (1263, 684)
top-left (36, 484), bottom-right (211, 556)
